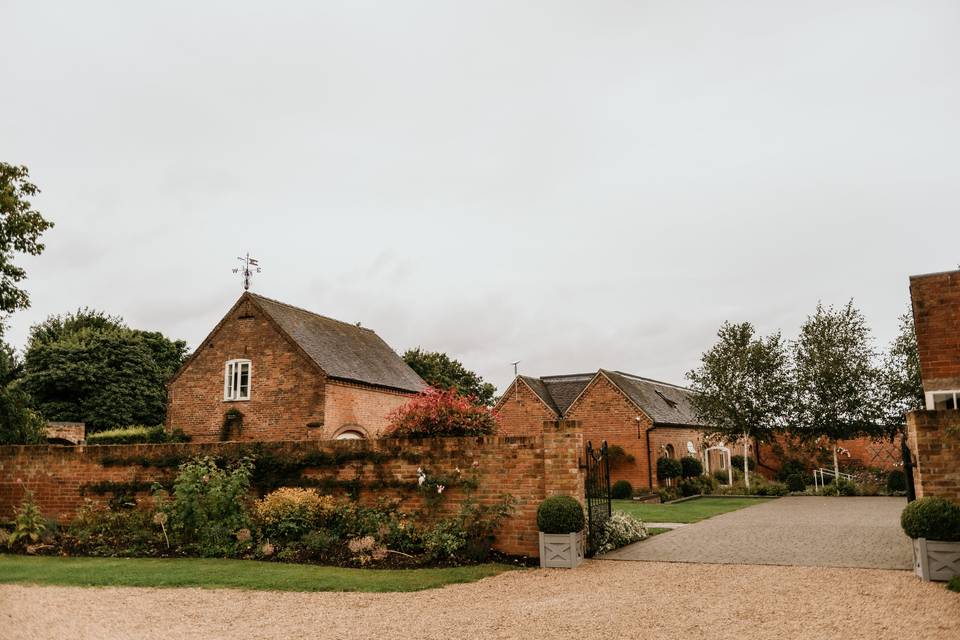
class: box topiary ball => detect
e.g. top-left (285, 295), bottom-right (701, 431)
top-left (901, 497), bottom-right (960, 541)
top-left (537, 495), bottom-right (585, 534)
top-left (611, 480), bottom-right (633, 499)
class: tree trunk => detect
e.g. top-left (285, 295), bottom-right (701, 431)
top-left (743, 438), bottom-right (750, 489)
top-left (833, 444), bottom-right (840, 483)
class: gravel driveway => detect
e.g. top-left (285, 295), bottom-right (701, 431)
top-left (603, 496), bottom-right (912, 569)
top-left (3, 561), bottom-right (958, 640)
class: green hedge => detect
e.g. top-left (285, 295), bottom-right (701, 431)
top-left (536, 496), bottom-right (585, 534)
top-left (611, 480), bottom-right (633, 499)
top-left (87, 426), bottom-right (190, 445)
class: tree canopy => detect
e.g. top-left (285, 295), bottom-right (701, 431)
top-left (0, 340), bottom-right (44, 445)
top-left (880, 308), bottom-right (924, 436)
top-left (382, 387), bottom-right (499, 438)
top-left (20, 309), bottom-right (188, 430)
top-left (402, 348), bottom-right (496, 406)
top-left (0, 163), bottom-right (54, 315)
top-left (686, 321), bottom-right (791, 486)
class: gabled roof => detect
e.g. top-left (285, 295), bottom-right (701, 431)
top-left (509, 368), bottom-right (706, 428)
top-left (171, 293), bottom-right (426, 393)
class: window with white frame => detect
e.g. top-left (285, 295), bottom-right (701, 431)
top-left (927, 390), bottom-right (960, 411)
top-left (224, 359), bottom-right (251, 401)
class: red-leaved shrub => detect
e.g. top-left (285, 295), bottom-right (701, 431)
top-left (383, 387), bottom-right (499, 437)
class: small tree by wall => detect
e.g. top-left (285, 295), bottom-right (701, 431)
top-left (381, 387), bottom-right (499, 438)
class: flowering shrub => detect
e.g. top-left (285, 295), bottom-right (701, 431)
top-left (253, 488), bottom-right (336, 541)
top-left (382, 387), bottom-right (499, 437)
top-left (594, 512), bottom-right (647, 554)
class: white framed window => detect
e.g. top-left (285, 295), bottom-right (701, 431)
top-left (927, 390), bottom-right (960, 410)
top-left (224, 359), bottom-right (251, 401)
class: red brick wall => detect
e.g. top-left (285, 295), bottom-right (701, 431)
top-left (0, 421), bottom-right (584, 557)
top-left (911, 270), bottom-right (960, 392)
top-left (565, 374), bottom-right (658, 490)
top-left (495, 380), bottom-right (558, 437)
top-left (758, 434), bottom-right (902, 475)
top-left (907, 410), bottom-right (960, 502)
top-left (166, 297), bottom-right (415, 442)
top-left (321, 381), bottom-right (413, 439)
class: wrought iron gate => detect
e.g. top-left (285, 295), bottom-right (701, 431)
top-left (583, 440), bottom-right (611, 556)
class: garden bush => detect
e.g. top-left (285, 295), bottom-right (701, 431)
top-left (678, 475), bottom-right (717, 497)
top-left (86, 425), bottom-right (190, 445)
top-left (786, 474), bottom-right (807, 493)
top-left (536, 496), bottom-right (585, 534)
top-left (253, 488), bottom-right (337, 542)
top-left (711, 469), bottom-right (731, 484)
top-left (754, 481), bottom-right (788, 497)
top-left (730, 455), bottom-right (754, 471)
top-left (658, 486), bottom-right (680, 502)
top-left (886, 469), bottom-right (907, 493)
top-left (611, 480), bottom-right (633, 499)
top-left (64, 501), bottom-right (164, 556)
top-left (656, 457), bottom-right (682, 482)
top-left (901, 497), bottom-right (960, 541)
top-left (594, 512), bottom-right (647, 554)
top-left (948, 575), bottom-right (960, 594)
top-left (6, 491), bottom-right (46, 549)
top-left (382, 387), bottom-right (498, 437)
top-left (680, 456), bottom-right (703, 478)
top-left (607, 445), bottom-right (636, 468)
top-left (775, 458), bottom-right (811, 484)
top-left (158, 455), bottom-right (254, 555)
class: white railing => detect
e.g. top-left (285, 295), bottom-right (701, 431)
top-left (812, 467), bottom-right (854, 492)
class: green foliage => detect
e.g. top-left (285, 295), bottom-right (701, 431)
top-left (791, 301), bottom-right (885, 443)
top-left (0, 163), bottom-right (54, 314)
top-left (159, 455), bottom-right (254, 555)
top-left (611, 480), bottom-right (633, 499)
top-left (753, 481), bottom-right (789, 497)
top-left (607, 445), bottom-right (636, 468)
top-left (948, 575), bottom-right (960, 594)
top-left (680, 456), bottom-right (703, 478)
top-left (21, 309), bottom-right (188, 430)
top-left (63, 501), bottom-right (163, 556)
top-left (730, 455), bottom-right (754, 471)
top-left (253, 488), bottom-right (337, 542)
top-left (880, 309), bottom-right (924, 435)
top-left (7, 491), bottom-right (46, 548)
top-left (657, 486), bottom-right (680, 502)
top-left (686, 321), bottom-right (791, 453)
top-left (886, 469), bottom-right (907, 493)
top-left (0, 339), bottom-right (44, 445)
top-left (86, 425), bottom-right (188, 445)
top-left (536, 495), bottom-right (585, 534)
top-left (656, 457), bottom-right (682, 481)
top-left (678, 475), bottom-right (718, 497)
top-left (900, 497), bottom-right (960, 541)
top-left (712, 469), bottom-right (730, 484)
top-left (786, 474), bottom-right (807, 492)
top-left (594, 512), bottom-right (647, 554)
top-left (775, 458), bottom-right (810, 483)
top-left (402, 348), bottom-right (496, 406)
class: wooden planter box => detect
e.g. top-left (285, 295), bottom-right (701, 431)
top-left (912, 538), bottom-right (960, 582)
top-left (539, 531), bottom-right (584, 569)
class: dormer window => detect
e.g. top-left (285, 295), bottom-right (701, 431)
top-left (224, 359), bottom-right (251, 401)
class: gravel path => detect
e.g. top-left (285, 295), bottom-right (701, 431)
top-left (2, 561), bottom-right (957, 640)
top-left (604, 496), bottom-right (912, 569)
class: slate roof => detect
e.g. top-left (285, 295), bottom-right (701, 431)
top-left (249, 294), bottom-right (426, 393)
top-left (512, 369), bottom-right (705, 427)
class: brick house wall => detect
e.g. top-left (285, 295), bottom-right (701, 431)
top-left (906, 410), bottom-right (960, 501)
top-left (166, 297), bottom-right (327, 442)
top-left (321, 380), bottom-right (412, 439)
top-left (496, 380), bottom-right (558, 437)
top-left (911, 270), bottom-right (960, 394)
top-left (0, 421), bottom-right (584, 557)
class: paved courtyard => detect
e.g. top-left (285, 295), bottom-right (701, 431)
top-left (603, 496), bottom-right (913, 569)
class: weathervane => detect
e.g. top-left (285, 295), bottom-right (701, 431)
top-left (233, 253), bottom-right (261, 291)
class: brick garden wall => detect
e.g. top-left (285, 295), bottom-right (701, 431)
top-left (0, 421), bottom-right (584, 557)
top-left (911, 269), bottom-right (960, 393)
top-left (906, 410), bottom-right (960, 501)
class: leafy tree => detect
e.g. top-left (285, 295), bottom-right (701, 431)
top-left (687, 322), bottom-right (791, 488)
top-left (402, 348), bottom-right (496, 406)
top-left (20, 309), bottom-right (188, 430)
top-left (0, 339), bottom-right (44, 445)
top-left (880, 308), bottom-right (924, 436)
top-left (790, 301), bottom-right (884, 479)
top-left (382, 387), bottom-right (499, 437)
top-left (0, 163), bottom-right (54, 314)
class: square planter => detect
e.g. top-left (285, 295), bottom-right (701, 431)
top-left (912, 538), bottom-right (960, 582)
top-left (539, 531), bottom-right (584, 569)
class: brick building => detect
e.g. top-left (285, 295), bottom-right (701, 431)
top-left (496, 369), bottom-right (718, 490)
top-left (906, 269), bottom-right (960, 500)
top-left (166, 293), bottom-right (425, 442)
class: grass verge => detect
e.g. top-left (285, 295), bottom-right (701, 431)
top-left (614, 496), bottom-right (773, 524)
top-left (0, 555), bottom-right (513, 592)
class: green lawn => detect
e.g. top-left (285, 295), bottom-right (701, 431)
top-left (615, 497), bottom-right (773, 524)
top-left (0, 555), bottom-right (512, 592)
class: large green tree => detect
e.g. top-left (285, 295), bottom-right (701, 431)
top-left (20, 310), bottom-right (188, 430)
top-left (880, 308), bottom-right (924, 436)
top-left (686, 322), bottom-right (791, 488)
top-left (790, 301), bottom-right (885, 479)
top-left (402, 348), bottom-right (496, 406)
top-left (0, 163), bottom-right (54, 314)
top-left (0, 340), bottom-right (44, 445)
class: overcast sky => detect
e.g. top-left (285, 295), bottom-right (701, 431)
top-left (3, 1), bottom-right (958, 392)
